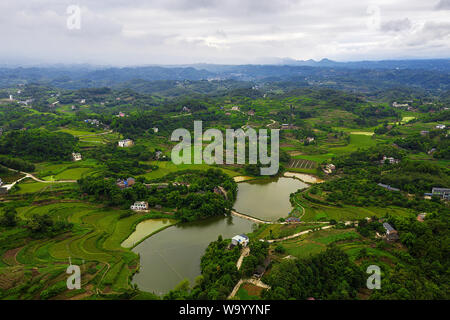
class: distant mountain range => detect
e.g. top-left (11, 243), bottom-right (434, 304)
top-left (0, 59), bottom-right (448, 92)
top-left (191, 58), bottom-right (450, 72)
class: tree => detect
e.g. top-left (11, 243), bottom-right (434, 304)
top-left (0, 207), bottom-right (18, 227)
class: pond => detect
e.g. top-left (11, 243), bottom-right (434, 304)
top-left (131, 215), bottom-right (253, 295)
top-left (233, 177), bottom-right (308, 221)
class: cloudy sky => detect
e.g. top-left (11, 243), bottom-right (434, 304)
top-left (1, 0), bottom-right (449, 65)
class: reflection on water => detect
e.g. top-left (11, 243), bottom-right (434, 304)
top-left (233, 177), bottom-right (308, 221)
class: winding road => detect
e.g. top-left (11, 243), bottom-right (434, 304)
top-left (2, 167), bottom-right (77, 190)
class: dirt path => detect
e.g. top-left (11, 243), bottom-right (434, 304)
top-left (3, 167), bottom-right (77, 188)
top-left (236, 247), bottom-right (250, 270)
top-left (266, 225), bottom-right (333, 243)
top-left (291, 196), bottom-right (306, 219)
top-left (22, 172), bottom-right (77, 183)
top-left (230, 210), bottom-right (272, 224)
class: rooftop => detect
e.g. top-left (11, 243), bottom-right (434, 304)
top-left (383, 222), bottom-right (396, 232)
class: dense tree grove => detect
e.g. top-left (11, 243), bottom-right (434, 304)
top-left (366, 210), bottom-right (450, 299)
top-left (192, 236), bottom-right (242, 300)
top-left (78, 169), bottom-right (236, 221)
top-left (27, 214), bottom-right (73, 239)
top-left (0, 129), bottom-right (78, 161)
top-left (263, 247), bottom-right (365, 300)
top-left (0, 155), bottom-right (35, 172)
top-left (240, 241), bottom-right (270, 277)
top-left (332, 146), bottom-right (450, 195)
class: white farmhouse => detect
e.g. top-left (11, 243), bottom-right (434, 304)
top-left (118, 139), bottom-right (134, 148)
top-left (231, 234), bottom-right (249, 247)
top-left (130, 201), bottom-right (149, 211)
top-left (72, 153), bottom-right (82, 161)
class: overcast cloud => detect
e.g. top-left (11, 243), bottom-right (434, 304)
top-left (0, 0), bottom-right (449, 65)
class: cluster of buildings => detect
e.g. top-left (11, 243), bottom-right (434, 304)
top-left (285, 217), bottom-right (301, 223)
top-left (116, 177), bottom-right (136, 189)
top-left (392, 101), bottom-right (409, 108)
top-left (424, 187), bottom-right (450, 200)
top-left (380, 155), bottom-right (399, 164)
top-left (436, 124), bottom-right (446, 130)
top-left (118, 139), bottom-right (134, 148)
top-left (17, 99), bottom-right (33, 107)
top-left (231, 106), bottom-right (240, 111)
top-left (229, 233), bottom-right (271, 278)
top-left (84, 119), bottom-right (101, 126)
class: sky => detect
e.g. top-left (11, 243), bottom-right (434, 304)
top-left (0, 0), bottom-right (449, 66)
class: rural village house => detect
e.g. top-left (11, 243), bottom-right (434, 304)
top-left (383, 222), bottom-right (399, 241)
top-left (118, 139), bottom-right (134, 148)
top-left (130, 201), bottom-right (149, 211)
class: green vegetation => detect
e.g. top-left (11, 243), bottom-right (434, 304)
top-left (0, 74), bottom-right (448, 301)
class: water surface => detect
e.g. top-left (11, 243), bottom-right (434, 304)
top-left (132, 216), bottom-right (253, 295)
top-left (233, 177), bottom-right (308, 221)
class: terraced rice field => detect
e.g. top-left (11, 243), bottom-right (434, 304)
top-left (3, 202), bottom-right (172, 295)
top-left (293, 192), bottom-right (413, 222)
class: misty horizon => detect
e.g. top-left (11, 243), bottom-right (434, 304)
top-left (1, 0), bottom-right (449, 66)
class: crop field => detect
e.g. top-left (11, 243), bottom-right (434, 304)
top-left (277, 228), bottom-right (360, 259)
top-left (293, 191), bottom-right (413, 222)
top-left (12, 179), bottom-right (77, 195)
top-left (287, 159), bottom-right (316, 169)
top-left (252, 223), bottom-right (328, 240)
top-left (141, 161), bottom-right (241, 180)
top-left (34, 160), bottom-right (100, 181)
top-left (236, 283), bottom-right (263, 300)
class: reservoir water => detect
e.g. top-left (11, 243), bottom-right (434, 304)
top-left (131, 215), bottom-right (253, 294)
top-left (130, 177), bottom-right (308, 294)
top-left (233, 177), bottom-right (308, 221)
